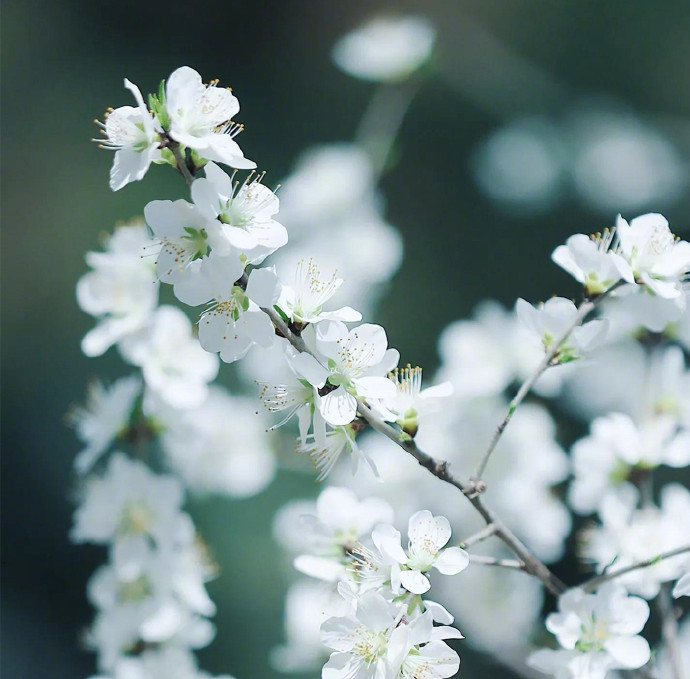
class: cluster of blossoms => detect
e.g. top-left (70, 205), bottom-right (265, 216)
top-left (71, 454), bottom-right (223, 678)
top-left (73, 15), bottom-right (690, 679)
top-left (274, 487), bottom-right (466, 677)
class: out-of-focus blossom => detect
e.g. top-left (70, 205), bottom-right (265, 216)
top-left (332, 15), bottom-right (435, 82)
top-left (528, 583), bottom-right (650, 679)
top-left (77, 222), bottom-right (159, 357)
top-left (70, 376), bottom-right (142, 475)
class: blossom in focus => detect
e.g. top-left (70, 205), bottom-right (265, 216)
top-left (77, 222), bottom-right (159, 357)
top-left (527, 583), bottom-right (650, 679)
top-left (320, 592), bottom-right (461, 679)
top-left (164, 66), bottom-right (255, 170)
top-left (332, 15), bottom-right (436, 82)
top-left (96, 78), bottom-right (162, 191)
top-left (70, 376), bottom-right (142, 475)
top-left (610, 213), bottom-right (690, 300)
top-left (277, 258), bottom-right (361, 326)
top-left (291, 321), bottom-right (399, 426)
top-left (190, 162), bottom-right (286, 264)
top-left (372, 365), bottom-right (453, 437)
top-left (119, 306), bottom-right (219, 409)
top-left (144, 198), bottom-right (218, 305)
top-left (516, 297), bottom-right (608, 363)
top-left (197, 263), bottom-right (279, 363)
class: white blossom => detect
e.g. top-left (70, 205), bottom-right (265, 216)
top-left (291, 321), bottom-right (399, 426)
top-left (528, 583), bottom-right (650, 679)
top-left (71, 452), bottom-right (189, 547)
top-left (332, 15), bottom-right (436, 82)
top-left (582, 484), bottom-right (690, 598)
top-left (97, 78), bottom-right (162, 191)
top-left (569, 412), bottom-right (690, 514)
top-left (77, 222), bottom-right (159, 357)
top-left (159, 387), bottom-right (277, 498)
top-left (278, 258), bottom-right (361, 326)
top-left (610, 213), bottom-right (690, 300)
top-left (191, 161), bottom-right (286, 263)
top-left (70, 376), bottom-right (142, 475)
top-left (197, 263), bottom-right (279, 363)
top-left (164, 66), bottom-right (255, 170)
top-left (516, 297), bottom-right (608, 363)
top-left (673, 572), bottom-right (690, 598)
top-left (119, 306), bottom-right (219, 409)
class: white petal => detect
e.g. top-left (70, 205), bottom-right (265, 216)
top-left (319, 387), bottom-right (358, 426)
top-left (399, 569), bottom-right (431, 594)
top-left (434, 547), bottom-right (470, 575)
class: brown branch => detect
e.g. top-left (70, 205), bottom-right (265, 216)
top-left (581, 545), bottom-right (690, 592)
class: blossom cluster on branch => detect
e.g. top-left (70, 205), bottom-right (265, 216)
top-left (71, 15), bottom-right (690, 679)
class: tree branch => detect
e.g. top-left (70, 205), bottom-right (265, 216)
top-left (581, 545), bottom-right (690, 592)
top-left (470, 283), bottom-right (623, 489)
top-left (469, 554), bottom-right (525, 571)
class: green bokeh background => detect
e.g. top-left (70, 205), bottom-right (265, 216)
top-left (3, 1), bottom-right (690, 678)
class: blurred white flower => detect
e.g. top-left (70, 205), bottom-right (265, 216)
top-left (71, 452), bottom-right (188, 547)
top-left (673, 572), bottom-right (690, 598)
top-left (70, 376), bottom-right (142, 475)
top-left (77, 222), bottom-right (159, 357)
top-left (516, 297), bottom-right (608, 363)
top-left (472, 118), bottom-right (566, 212)
top-left (274, 144), bottom-right (402, 315)
top-left (119, 306), bottom-right (219, 409)
top-left (159, 387), bottom-right (277, 498)
top-left (582, 484), bottom-right (690, 598)
top-left (332, 15), bottom-right (435, 82)
top-left (569, 412), bottom-right (690, 514)
top-left (568, 108), bottom-right (686, 213)
top-left (528, 583), bottom-right (650, 679)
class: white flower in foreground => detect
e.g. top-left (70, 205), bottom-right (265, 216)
top-left (379, 510), bottom-right (469, 595)
top-left (70, 376), bottom-right (141, 475)
top-left (71, 452), bottom-right (188, 546)
top-left (77, 222), bottom-right (159, 357)
top-left (96, 78), bottom-right (162, 191)
top-left (569, 412), bottom-right (690, 514)
top-left (552, 231), bottom-right (622, 295)
top-left (197, 263), bottom-right (278, 363)
top-left (516, 297), bottom-right (608, 362)
top-left (144, 198), bottom-right (220, 305)
top-left (191, 162), bottom-right (286, 263)
top-left (332, 15), bottom-right (436, 82)
top-left (165, 66), bottom-right (255, 170)
top-left (528, 583), bottom-right (650, 679)
top-left (373, 366), bottom-right (453, 437)
top-left (119, 306), bottom-right (219, 409)
top-left (321, 592), bottom-right (461, 679)
top-left (291, 321), bottom-right (399, 426)
top-left (582, 484), bottom-right (690, 598)
top-left (611, 213), bottom-right (690, 299)
top-left (278, 258), bottom-right (361, 326)
top-left (673, 572), bottom-right (690, 598)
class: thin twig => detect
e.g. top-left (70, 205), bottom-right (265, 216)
top-left (581, 545), bottom-right (690, 592)
top-left (469, 554), bottom-right (525, 571)
top-left (459, 524), bottom-right (497, 548)
top-left (656, 583), bottom-right (685, 679)
top-left (471, 283), bottom-right (624, 488)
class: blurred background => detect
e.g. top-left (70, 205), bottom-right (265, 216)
top-left (3, 1), bottom-right (690, 678)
